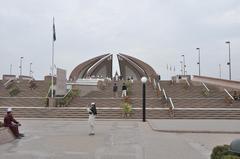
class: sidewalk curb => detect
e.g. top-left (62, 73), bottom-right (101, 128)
top-left (147, 121), bottom-right (240, 134)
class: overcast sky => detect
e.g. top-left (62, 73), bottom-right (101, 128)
top-left (0, 0), bottom-right (240, 80)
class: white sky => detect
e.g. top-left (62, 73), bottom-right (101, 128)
top-left (0, 0), bottom-right (240, 80)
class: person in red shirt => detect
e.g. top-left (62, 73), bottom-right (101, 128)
top-left (4, 108), bottom-right (24, 139)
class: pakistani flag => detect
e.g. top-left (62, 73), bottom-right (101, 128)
top-left (53, 18), bottom-right (56, 41)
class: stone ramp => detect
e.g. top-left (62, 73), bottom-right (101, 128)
top-left (0, 80), bottom-right (10, 97)
top-left (160, 81), bottom-right (226, 98)
top-left (0, 80), bottom-right (49, 97)
top-left (14, 80), bottom-right (49, 97)
top-left (0, 97), bottom-right (46, 107)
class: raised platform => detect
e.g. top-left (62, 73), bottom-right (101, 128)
top-left (0, 127), bottom-right (15, 145)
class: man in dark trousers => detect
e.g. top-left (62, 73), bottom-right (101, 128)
top-left (4, 108), bottom-right (24, 139)
top-left (113, 83), bottom-right (118, 98)
top-left (121, 82), bottom-right (127, 97)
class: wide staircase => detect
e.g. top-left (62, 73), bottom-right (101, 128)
top-left (0, 79), bottom-right (239, 119)
top-left (160, 80), bottom-right (240, 119)
top-left (0, 79), bottom-right (169, 119)
top-left (67, 80), bottom-right (169, 119)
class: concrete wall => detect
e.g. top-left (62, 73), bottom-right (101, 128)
top-left (70, 84), bottom-right (98, 97)
top-left (0, 127), bottom-right (15, 145)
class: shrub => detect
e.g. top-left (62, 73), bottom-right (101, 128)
top-left (123, 96), bottom-right (131, 104)
top-left (9, 86), bottom-right (20, 96)
top-left (211, 145), bottom-right (240, 159)
top-left (222, 155), bottom-right (240, 159)
top-left (211, 145), bottom-right (229, 159)
top-left (58, 89), bottom-right (80, 107)
top-left (29, 81), bottom-right (37, 89)
top-left (122, 102), bottom-right (132, 118)
top-left (202, 89), bottom-right (209, 97)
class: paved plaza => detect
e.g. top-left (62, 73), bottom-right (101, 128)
top-left (0, 119), bottom-right (239, 159)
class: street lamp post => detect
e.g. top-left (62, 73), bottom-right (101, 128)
top-left (196, 48), bottom-right (201, 76)
top-left (29, 62), bottom-right (33, 77)
top-left (181, 55), bottom-right (186, 75)
top-left (219, 64), bottom-right (222, 79)
top-left (19, 57), bottom-right (24, 76)
top-left (141, 76), bottom-right (147, 122)
top-left (10, 64), bottom-right (12, 75)
top-left (225, 41), bottom-right (231, 80)
top-left (180, 61), bottom-right (183, 75)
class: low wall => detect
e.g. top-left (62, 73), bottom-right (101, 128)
top-left (192, 75), bottom-right (240, 90)
top-left (0, 127), bottom-right (15, 145)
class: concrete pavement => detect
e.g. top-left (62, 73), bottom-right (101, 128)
top-left (0, 119), bottom-right (239, 159)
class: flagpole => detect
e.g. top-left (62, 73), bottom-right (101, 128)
top-left (51, 17), bottom-right (55, 98)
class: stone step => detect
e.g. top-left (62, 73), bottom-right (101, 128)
top-left (0, 108), bottom-right (170, 119)
top-left (172, 99), bottom-right (239, 108)
top-left (173, 109), bottom-right (240, 119)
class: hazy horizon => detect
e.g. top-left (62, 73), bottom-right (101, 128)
top-left (1, 0), bottom-right (240, 80)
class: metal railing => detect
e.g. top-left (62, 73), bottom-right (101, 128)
top-left (153, 79), bottom-right (157, 89)
top-left (185, 79), bottom-right (190, 87)
top-left (46, 86), bottom-right (52, 98)
top-left (201, 81), bottom-right (210, 92)
top-left (224, 88), bottom-right (234, 101)
top-left (169, 97), bottom-right (175, 109)
top-left (162, 88), bottom-right (167, 100)
top-left (148, 77), bottom-right (152, 83)
top-left (63, 88), bottom-right (72, 99)
top-left (157, 82), bottom-right (161, 92)
top-left (4, 78), bottom-right (15, 88)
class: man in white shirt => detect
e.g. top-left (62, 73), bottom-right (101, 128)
top-left (87, 103), bottom-right (97, 135)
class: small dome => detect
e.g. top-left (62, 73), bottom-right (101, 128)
top-left (230, 139), bottom-right (240, 153)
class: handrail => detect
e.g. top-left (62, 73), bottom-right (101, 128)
top-left (153, 79), bottom-right (157, 89)
top-left (46, 85), bottom-right (52, 98)
top-left (224, 88), bottom-right (234, 100)
top-left (157, 82), bottom-right (161, 91)
top-left (149, 77), bottom-right (152, 83)
top-left (63, 88), bottom-right (72, 99)
top-left (4, 78), bottom-right (15, 88)
top-left (169, 97), bottom-right (175, 109)
top-left (185, 79), bottom-right (190, 87)
top-left (162, 88), bottom-right (167, 100)
top-left (201, 81), bottom-right (210, 92)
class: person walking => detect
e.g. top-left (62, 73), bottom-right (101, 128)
top-left (113, 83), bottom-right (118, 98)
top-left (87, 103), bottom-right (97, 135)
top-left (121, 82), bottom-right (127, 97)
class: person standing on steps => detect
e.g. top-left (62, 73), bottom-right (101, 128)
top-left (113, 83), bottom-right (118, 98)
top-left (130, 76), bottom-right (134, 84)
top-left (87, 103), bottom-right (97, 135)
top-left (121, 82), bottom-right (127, 97)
